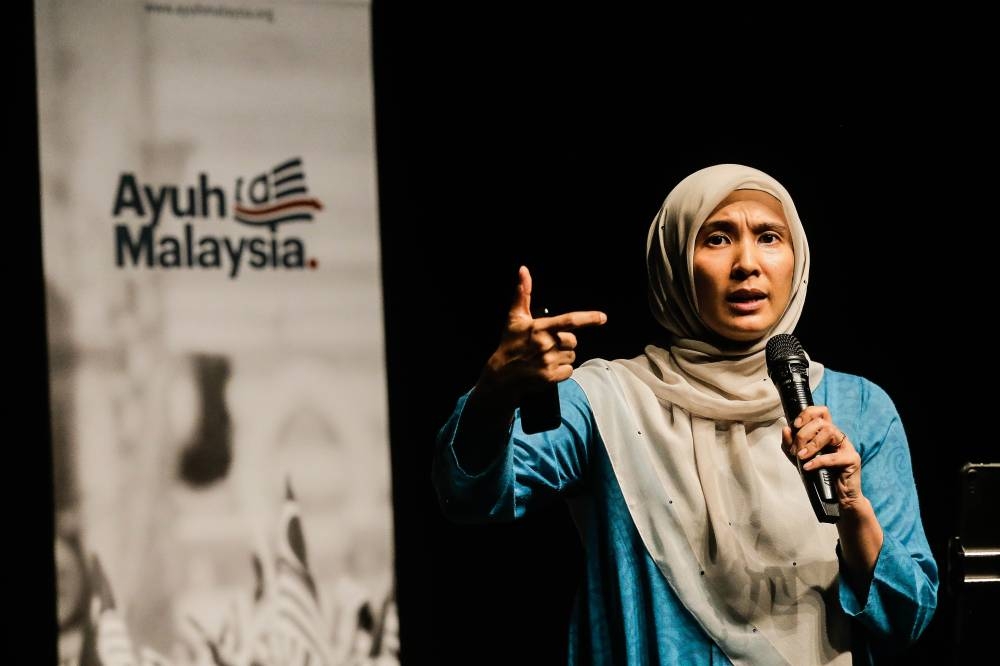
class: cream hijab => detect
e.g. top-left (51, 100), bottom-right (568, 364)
top-left (572, 164), bottom-right (850, 664)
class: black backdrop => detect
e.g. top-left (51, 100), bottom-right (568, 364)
top-left (371, 5), bottom-right (995, 666)
top-left (16, 4), bottom-right (995, 665)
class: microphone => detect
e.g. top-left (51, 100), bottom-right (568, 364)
top-left (765, 333), bottom-right (840, 524)
top-left (520, 304), bottom-right (562, 434)
top-left (519, 383), bottom-right (561, 434)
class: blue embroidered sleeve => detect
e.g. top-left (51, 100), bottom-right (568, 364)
top-left (831, 376), bottom-right (939, 656)
top-left (431, 379), bottom-right (594, 523)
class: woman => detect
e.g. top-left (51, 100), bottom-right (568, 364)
top-left (432, 164), bottom-right (937, 664)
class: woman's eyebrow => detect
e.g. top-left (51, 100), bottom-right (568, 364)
top-left (700, 219), bottom-right (736, 231)
top-left (752, 220), bottom-right (790, 233)
top-left (698, 218), bottom-right (789, 238)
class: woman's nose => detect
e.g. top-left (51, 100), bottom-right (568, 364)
top-left (731, 240), bottom-right (761, 277)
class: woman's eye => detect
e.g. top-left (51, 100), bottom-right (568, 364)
top-left (706, 234), bottom-right (729, 246)
top-left (759, 232), bottom-right (781, 244)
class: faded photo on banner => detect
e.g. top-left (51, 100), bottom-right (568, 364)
top-left (35, 2), bottom-right (397, 664)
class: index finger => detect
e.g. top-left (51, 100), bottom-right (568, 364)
top-left (791, 405), bottom-right (831, 429)
top-left (536, 310), bottom-right (608, 331)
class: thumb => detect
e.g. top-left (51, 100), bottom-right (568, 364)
top-left (509, 265), bottom-right (532, 319)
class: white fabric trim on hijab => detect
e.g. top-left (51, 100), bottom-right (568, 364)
top-left (572, 164), bottom-right (851, 665)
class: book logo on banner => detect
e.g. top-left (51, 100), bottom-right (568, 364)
top-left (112, 157), bottom-right (324, 277)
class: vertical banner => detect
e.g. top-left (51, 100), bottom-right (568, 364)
top-left (34, 2), bottom-right (397, 664)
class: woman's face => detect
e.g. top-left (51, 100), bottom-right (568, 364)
top-left (692, 189), bottom-right (794, 344)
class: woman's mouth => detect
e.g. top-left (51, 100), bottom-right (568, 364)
top-left (726, 289), bottom-right (766, 313)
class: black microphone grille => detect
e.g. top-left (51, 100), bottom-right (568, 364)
top-left (766, 333), bottom-right (806, 365)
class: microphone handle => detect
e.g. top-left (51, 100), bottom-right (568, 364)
top-left (520, 301), bottom-right (563, 434)
top-left (520, 383), bottom-right (561, 434)
top-left (780, 382), bottom-right (841, 524)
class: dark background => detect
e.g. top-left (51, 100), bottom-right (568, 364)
top-left (371, 5), bottom-right (995, 666)
top-left (17, 3), bottom-right (995, 664)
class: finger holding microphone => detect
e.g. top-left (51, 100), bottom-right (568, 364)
top-left (781, 407), bottom-right (883, 581)
top-left (455, 266), bottom-right (607, 470)
top-left (518, 307), bottom-right (608, 433)
top-left (482, 267), bottom-right (603, 385)
top-left (768, 333), bottom-right (883, 581)
top-left (766, 333), bottom-right (841, 523)
top-left (488, 265), bottom-right (607, 433)
top-left (780, 406), bottom-right (864, 510)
